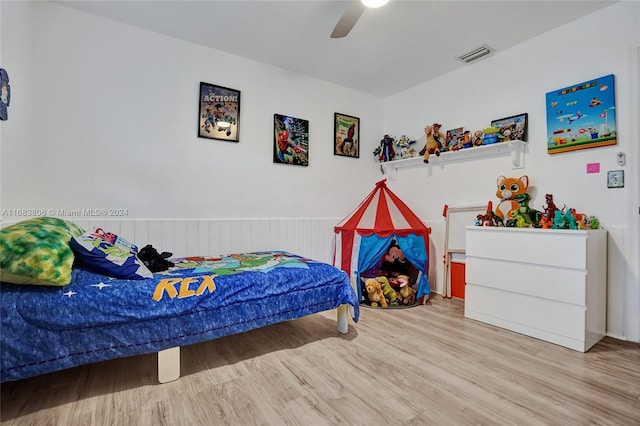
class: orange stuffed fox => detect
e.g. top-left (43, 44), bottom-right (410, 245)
top-left (495, 175), bottom-right (529, 221)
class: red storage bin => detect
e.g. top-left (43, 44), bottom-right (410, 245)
top-left (450, 260), bottom-right (466, 299)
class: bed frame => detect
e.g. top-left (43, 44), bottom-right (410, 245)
top-left (1, 218), bottom-right (358, 384)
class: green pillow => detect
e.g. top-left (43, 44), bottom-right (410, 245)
top-left (0, 217), bottom-right (85, 286)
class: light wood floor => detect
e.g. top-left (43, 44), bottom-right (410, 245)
top-left (1, 296), bottom-right (639, 425)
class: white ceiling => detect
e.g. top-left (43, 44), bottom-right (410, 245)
top-left (55, 0), bottom-right (616, 98)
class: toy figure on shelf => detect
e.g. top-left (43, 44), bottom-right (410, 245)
top-left (432, 123), bottom-right (446, 151)
top-left (420, 125), bottom-right (441, 163)
top-left (395, 135), bottom-right (416, 159)
top-left (461, 130), bottom-right (473, 149)
top-left (473, 130), bottom-right (484, 146)
top-left (483, 127), bottom-right (503, 144)
top-left (378, 134), bottom-right (396, 162)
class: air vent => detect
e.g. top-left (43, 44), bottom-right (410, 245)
top-left (457, 44), bottom-right (495, 63)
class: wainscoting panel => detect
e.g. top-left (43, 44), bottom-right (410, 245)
top-left (1, 218), bottom-right (341, 264)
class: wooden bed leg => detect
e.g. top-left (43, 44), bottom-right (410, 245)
top-left (158, 346), bottom-right (180, 383)
top-left (337, 304), bottom-right (349, 334)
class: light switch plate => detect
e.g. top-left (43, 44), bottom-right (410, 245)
top-left (607, 170), bottom-right (624, 188)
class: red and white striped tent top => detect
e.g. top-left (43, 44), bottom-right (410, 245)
top-left (333, 179), bottom-right (430, 284)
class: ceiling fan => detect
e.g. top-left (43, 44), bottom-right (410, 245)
top-left (330, 0), bottom-right (390, 38)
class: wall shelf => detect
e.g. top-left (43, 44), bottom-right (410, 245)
top-left (380, 140), bottom-right (525, 180)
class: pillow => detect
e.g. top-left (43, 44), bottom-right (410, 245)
top-left (69, 231), bottom-right (153, 280)
top-left (0, 217), bottom-right (85, 286)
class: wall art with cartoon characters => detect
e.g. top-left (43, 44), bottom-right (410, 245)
top-left (0, 68), bottom-right (10, 121)
top-left (546, 74), bottom-right (616, 154)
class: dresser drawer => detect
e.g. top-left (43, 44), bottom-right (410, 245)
top-left (465, 284), bottom-right (587, 342)
top-left (465, 257), bottom-right (587, 306)
top-left (467, 227), bottom-right (588, 269)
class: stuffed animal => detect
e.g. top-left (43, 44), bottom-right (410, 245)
top-left (377, 276), bottom-right (399, 306)
top-left (138, 245), bottom-right (174, 272)
top-left (420, 125), bottom-right (441, 163)
top-left (365, 278), bottom-right (387, 308)
top-left (381, 242), bottom-right (409, 275)
top-left (432, 123), bottom-right (446, 150)
top-left (397, 275), bottom-right (416, 305)
top-left (495, 175), bottom-right (530, 222)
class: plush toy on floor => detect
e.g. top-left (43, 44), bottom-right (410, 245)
top-left (365, 278), bottom-right (388, 308)
top-left (397, 275), bottom-right (416, 306)
top-left (377, 276), bottom-right (399, 306)
top-left (381, 241), bottom-right (409, 276)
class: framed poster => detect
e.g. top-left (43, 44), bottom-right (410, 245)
top-left (0, 68), bottom-right (10, 121)
top-left (491, 113), bottom-right (528, 142)
top-left (334, 113), bottom-right (359, 158)
top-left (274, 113), bottom-right (309, 166)
top-left (198, 82), bottom-right (240, 142)
top-left (546, 74), bottom-right (616, 154)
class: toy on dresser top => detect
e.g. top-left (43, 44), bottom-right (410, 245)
top-left (473, 175), bottom-right (600, 230)
top-left (495, 175), bottom-right (542, 228)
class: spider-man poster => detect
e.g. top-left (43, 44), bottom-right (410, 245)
top-left (334, 112), bottom-right (359, 158)
top-left (274, 114), bottom-right (309, 166)
top-left (198, 82), bottom-right (240, 142)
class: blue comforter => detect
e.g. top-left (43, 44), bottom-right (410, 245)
top-left (1, 251), bottom-right (359, 382)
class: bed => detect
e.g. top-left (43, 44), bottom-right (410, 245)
top-left (0, 218), bottom-right (359, 383)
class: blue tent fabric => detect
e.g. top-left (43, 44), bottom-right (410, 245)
top-left (356, 233), bottom-right (430, 302)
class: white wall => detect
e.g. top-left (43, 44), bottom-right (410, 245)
top-left (383, 2), bottom-right (640, 342)
top-left (0, 1), bottom-right (383, 221)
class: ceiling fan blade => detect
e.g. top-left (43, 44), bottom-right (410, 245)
top-left (330, 2), bottom-right (365, 38)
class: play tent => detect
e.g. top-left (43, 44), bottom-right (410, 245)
top-left (334, 179), bottom-right (431, 303)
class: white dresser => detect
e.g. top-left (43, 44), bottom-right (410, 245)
top-left (464, 226), bottom-right (607, 352)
